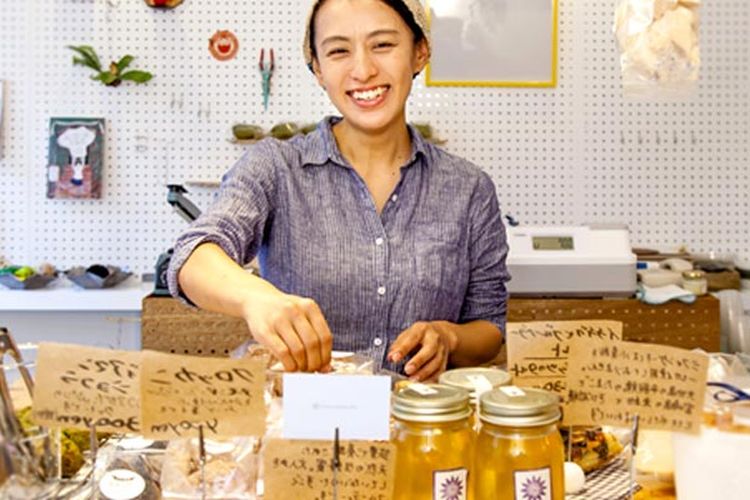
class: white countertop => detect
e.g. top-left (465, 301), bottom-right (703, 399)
top-left (0, 276), bottom-right (153, 312)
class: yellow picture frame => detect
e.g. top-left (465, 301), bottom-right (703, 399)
top-left (425, 0), bottom-right (559, 88)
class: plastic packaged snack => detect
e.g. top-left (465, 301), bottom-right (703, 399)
top-left (614, 0), bottom-right (700, 96)
top-left (160, 437), bottom-right (259, 499)
top-left (93, 442), bottom-right (164, 500)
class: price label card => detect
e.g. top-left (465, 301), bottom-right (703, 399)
top-left (564, 340), bottom-right (708, 434)
top-left (140, 350), bottom-right (266, 438)
top-left (283, 374), bottom-right (391, 440)
top-left (263, 439), bottom-right (395, 500)
top-left (506, 321), bottom-right (623, 397)
top-left (32, 342), bottom-right (141, 433)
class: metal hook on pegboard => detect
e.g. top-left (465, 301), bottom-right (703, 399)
top-left (105, 0), bottom-right (120, 23)
top-left (170, 93), bottom-right (184, 112)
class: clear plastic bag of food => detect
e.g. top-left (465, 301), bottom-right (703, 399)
top-left (93, 441), bottom-right (164, 500)
top-left (231, 341), bottom-right (376, 397)
top-left (614, 0), bottom-right (700, 96)
top-left (160, 437), bottom-right (259, 499)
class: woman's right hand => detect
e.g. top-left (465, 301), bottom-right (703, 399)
top-left (242, 291), bottom-right (333, 372)
top-left (177, 243), bottom-right (333, 372)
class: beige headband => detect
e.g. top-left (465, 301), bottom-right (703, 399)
top-left (302, 0), bottom-right (430, 70)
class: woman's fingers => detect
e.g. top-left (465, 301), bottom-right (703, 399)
top-left (254, 326), bottom-right (297, 371)
top-left (302, 299), bottom-right (334, 370)
top-left (274, 319), bottom-right (307, 371)
top-left (388, 322), bottom-right (427, 364)
top-left (291, 313), bottom-right (322, 372)
top-left (411, 344), bottom-right (445, 382)
top-left (404, 328), bottom-right (439, 376)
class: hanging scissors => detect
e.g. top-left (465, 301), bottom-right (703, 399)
top-left (259, 48), bottom-right (275, 111)
top-left (707, 382), bottom-right (750, 403)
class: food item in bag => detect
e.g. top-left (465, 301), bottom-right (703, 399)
top-left (561, 427), bottom-right (623, 473)
top-left (94, 445), bottom-right (163, 500)
top-left (160, 437), bottom-right (259, 499)
top-left (614, 0), bottom-right (700, 94)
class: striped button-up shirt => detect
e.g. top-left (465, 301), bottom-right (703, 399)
top-left (167, 116), bottom-right (510, 371)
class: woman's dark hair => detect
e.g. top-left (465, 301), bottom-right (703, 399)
top-left (308, 0), bottom-right (426, 66)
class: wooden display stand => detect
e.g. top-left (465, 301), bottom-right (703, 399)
top-left (141, 295), bottom-right (251, 356)
top-left (142, 295), bottom-right (721, 356)
top-left (507, 295), bottom-right (720, 352)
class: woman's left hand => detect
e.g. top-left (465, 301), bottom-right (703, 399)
top-left (387, 321), bottom-right (459, 382)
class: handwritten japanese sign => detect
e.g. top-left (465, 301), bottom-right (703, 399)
top-left (32, 343), bottom-right (141, 433)
top-left (506, 321), bottom-right (623, 396)
top-left (564, 340), bottom-right (708, 434)
top-left (263, 439), bottom-right (395, 500)
top-left (140, 350), bottom-right (266, 438)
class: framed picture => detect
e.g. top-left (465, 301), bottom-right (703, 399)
top-left (47, 117), bottom-right (105, 199)
top-left (425, 0), bottom-right (558, 87)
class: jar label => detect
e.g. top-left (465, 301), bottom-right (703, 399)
top-left (466, 374), bottom-right (494, 395)
top-left (500, 386), bottom-right (526, 397)
top-left (433, 467), bottom-right (468, 500)
top-left (409, 383), bottom-right (439, 396)
top-left (513, 466), bottom-right (551, 500)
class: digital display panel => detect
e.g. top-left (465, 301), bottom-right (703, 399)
top-left (532, 236), bottom-right (574, 251)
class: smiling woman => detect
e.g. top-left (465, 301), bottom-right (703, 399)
top-left (167, 0), bottom-right (510, 384)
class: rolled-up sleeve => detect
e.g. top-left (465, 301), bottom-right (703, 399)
top-left (166, 143), bottom-right (278, 300)
top-left (458, 172), bottom-right (511, 335)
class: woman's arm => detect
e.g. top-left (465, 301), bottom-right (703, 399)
top-left (178, 244), bottom-right (333, 373)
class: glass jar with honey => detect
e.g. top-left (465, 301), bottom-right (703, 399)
top-left (392, 384), bottom-right (474, 500)
top-left (473, 387), bottom-right (564, 500)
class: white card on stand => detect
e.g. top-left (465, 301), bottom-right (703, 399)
top-left (283, 374), bottom-right (391, 441)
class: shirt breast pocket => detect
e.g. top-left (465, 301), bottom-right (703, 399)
top-left (414, 222), bottom-right (467, 300)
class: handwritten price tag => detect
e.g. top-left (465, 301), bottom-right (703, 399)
top-left (564, 340), bottom-right (708, 434)
top-left (263, 439), bottom-right (395, 500)
top-left (140, 350), bottom-right (266, 438)
top-left (506, 321), bottom-right (623, 397)
top-left (32, 343), bottom-right (141, 433)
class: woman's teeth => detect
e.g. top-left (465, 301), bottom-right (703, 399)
top-left (351, 86), bottom-right (387, 101)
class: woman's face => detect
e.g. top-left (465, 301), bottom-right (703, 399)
top-left (312, 0), bottom-right (428, 134)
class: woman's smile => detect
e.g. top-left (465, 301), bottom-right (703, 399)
top-left (347, 84), bottom-right (391, 108)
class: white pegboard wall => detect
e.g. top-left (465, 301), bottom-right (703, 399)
top-left (577, 0), bottom-right (750, 257)
top-left (0, 0), bottom-right (749, 276)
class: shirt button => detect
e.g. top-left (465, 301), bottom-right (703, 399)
top-left (391, 194), bottom-right (398, 202)
top-left (373, 337), bottom-right (383, 347)
top-left (377, 286), bottom-right (386, 296)
top-left (375, 237), bottom-right (384, 246)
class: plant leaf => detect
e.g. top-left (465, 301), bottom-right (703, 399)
top-left (91, 71), bottom-right (118, 85)
top-left (79, 45), bottom-right (102, 71)
top-left (72, 56), bottom-right (91, 67)
top-left (67, 45), bottom-right (101, 71)
top-left (120, 70), bottom-right (153, 83)
top-left (116, 55), bottom-right (134, 73)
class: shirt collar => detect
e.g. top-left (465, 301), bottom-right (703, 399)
top-left (300, 116), bottom-right (429, 169)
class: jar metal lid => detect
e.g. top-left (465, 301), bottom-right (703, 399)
top-left (438, 367), bottom-right (512, 397)
top-left (392, 383), bottom-right (471, 423)
top-left (682, 270), bottom-right (706, 280)
top-left (479, 386), bottom-right (561, 427)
